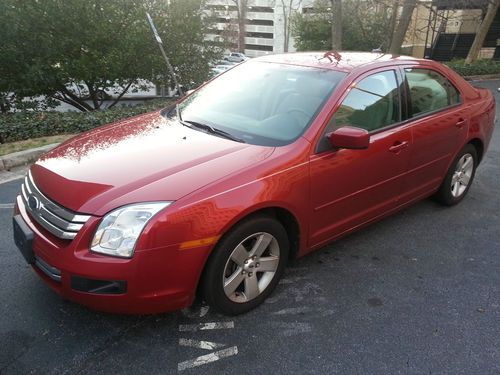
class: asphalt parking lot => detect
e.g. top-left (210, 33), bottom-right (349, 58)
top-left (1, 80), bottom-right (499, 375)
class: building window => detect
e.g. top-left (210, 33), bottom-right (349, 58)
top-left (245, 44), bottom-right (273, 51)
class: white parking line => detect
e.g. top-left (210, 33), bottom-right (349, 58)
top-left (272, 306), bottom-right (312, 315)
top-left (178, 322), bottom-right (234, 332)
top-left (177, 346), bottom-right (238, 371)
top-left (273, 322), bottom-right (312, 337)
top-left (178, 339), bottom-right (226, 350)
top-left (0, 203), bottom-right (14, 209)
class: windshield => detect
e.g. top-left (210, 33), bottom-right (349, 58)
top-left (177, 61), bottom-right (346, 146)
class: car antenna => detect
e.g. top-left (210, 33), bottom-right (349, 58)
top-left (146, 12), bottom-right (184, 97)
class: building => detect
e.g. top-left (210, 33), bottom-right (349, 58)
top-left (205, 0), bottom-right (309, 57)
top-left (404, 0), bottom-right (500, 60)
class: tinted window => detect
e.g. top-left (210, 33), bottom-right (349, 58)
top-left (329, 70), bottom-right (400, 132)
top-left (405, 68), bottom-right (460, 117)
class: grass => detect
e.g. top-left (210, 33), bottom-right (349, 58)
top-left (0, 134), bottom-right (76, 156)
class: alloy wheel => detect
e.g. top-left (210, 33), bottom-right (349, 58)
top-left (451, 153), bottom-right (474, 198)
top-left (223, 232), bottom-right (280, 303)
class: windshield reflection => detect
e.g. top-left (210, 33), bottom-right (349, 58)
top-left (177, 61), bottom-right (346, 146)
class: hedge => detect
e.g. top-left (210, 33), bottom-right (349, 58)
top-left (2, 59), bottom-right (499, 144)
top-left (0, 99), bottom-right (173, 144)
top-left (446, 58), bottom-right (500, 77)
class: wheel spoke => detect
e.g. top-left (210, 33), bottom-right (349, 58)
top-left (461, 156), bottom-right (472, 172)
top-left (249, 233), bottom-right (273, 257)
top-left (231, 244), bottom-right (248, 266)
top-left (451, 173), bottom-right (459, 185)
top-left (258, 256), bottom-right (279, 272)
top-left (461, 173), bottom-right (471, 186)
top-left (244, 274), bottom-right (260, 300)
top-left (452, 181), bottom-right (460, 197)
top-left (224, 269), bottom-right (245, 296)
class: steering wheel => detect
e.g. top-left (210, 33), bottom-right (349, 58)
top-left (287, 108), bottom-right (309, 118)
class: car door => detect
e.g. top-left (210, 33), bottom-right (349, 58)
top-left (398, 66), bottom-right (468, 203)
top-left (309, 69), bottom-right (412, 248)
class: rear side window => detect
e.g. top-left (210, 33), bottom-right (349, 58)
top-left (328, 70), bottom-right (401, 132)
top-left (405, 68), bottom-right (460, 117)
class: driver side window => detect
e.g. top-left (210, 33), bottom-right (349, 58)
top-left (328, 70), bottom-right (401, 133)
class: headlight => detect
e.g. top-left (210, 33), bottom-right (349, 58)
top-left (91, 202), bottom-right (172, 258)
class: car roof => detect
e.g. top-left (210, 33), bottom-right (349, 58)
top-left (254, 51), bottom-right (427, 73)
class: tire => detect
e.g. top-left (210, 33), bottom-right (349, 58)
top-left (201, 216), bottom-right (289, 315)
top-left (435, 144), bottom-right (477, 206)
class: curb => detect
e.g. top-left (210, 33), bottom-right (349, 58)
top-left (0, 143), bottom-right (60, 171)
top-left (464, 74), bottom-right (500, 81)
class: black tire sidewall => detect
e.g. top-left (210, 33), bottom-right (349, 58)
top-left (201, 216), bottom-right (289, 315)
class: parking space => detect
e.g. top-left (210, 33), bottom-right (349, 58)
top-left (0, 81), bottom-right (498, 374)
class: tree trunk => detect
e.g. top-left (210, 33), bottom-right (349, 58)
top-left (55, 87), bottom-right (94, 112)
top-left (466, 0), bottom-right (500, 64)
top-left (331, 0), bottom-right (342, 50)
top-left (238, 0), bottom-right (247, 53)
top-left (389, 0), bottom-right (417, 55)
top-left (0, 96), bottom-right (9, 113)
top-left (386, 0), bottom-right (400, 52)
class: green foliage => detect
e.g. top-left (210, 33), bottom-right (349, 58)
top-left (291, 11), bottom-right (331, 51)
top-left (0, 100), bottom-right (173, 144)
top-left (0, 0), bottom-right (222, 112)
top-left (291, 0), bottom-right (394, 52)
top-left (446, 59), bottom-right (500, 77)
top-left (342, 0), bottom-right (392, 51)
top-left (291, 1), bottom-right (331, 51)
top-left (153, 0), bottom-right (223, 89)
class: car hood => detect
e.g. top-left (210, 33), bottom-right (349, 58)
top-left (31, 111), bottom-right (274, 215)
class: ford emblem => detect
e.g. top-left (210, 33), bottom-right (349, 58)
top-left (27, 195), bottom-right (40, 210)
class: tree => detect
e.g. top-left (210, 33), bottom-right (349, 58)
top-left (292, 0), bottom-right (395, 52)
top-left (291, 3), bottom-right (332, 51)
top-left (466, 0), bottom-right (500, 64)
top-left (389, 0), bottom-right (418, 54)
top-left (156, 0), bottom-right (223, 91)
top-left (331, 0), bottom-right (342, 50)
top-left (231, 0), bottom-right (248, 53)
top-left (278, 0), bottom-right (303, 52)
top-left (342, 0), bottom-right (396, 51)
top-left (0, 0), bottom-right (222, 112)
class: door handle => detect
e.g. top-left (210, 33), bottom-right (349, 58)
top-left (455, 119), bottom-right (467, 129)
top-left (389, 141), bottom-right (409, 153)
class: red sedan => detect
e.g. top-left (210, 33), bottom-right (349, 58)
top-left (13, 52), bottom-right (495, 315)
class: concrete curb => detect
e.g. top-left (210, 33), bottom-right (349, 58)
top-left (0, 143), bottom-right (60, 171)
top-left (464, 74), bottom-right (500, 81)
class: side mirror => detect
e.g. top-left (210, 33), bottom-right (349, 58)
top-left (327, 126), bottom-right (370, 150)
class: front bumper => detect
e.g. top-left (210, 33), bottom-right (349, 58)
top-left (14, 195), bottom-right (210, 314)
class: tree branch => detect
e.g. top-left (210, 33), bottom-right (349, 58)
top-left (107, 80), bottom-right (134, 109)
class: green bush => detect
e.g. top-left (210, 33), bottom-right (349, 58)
top-left (0, 99), bottom-right (173, 143)
top-left (446, 59), bottom-right (500, 77)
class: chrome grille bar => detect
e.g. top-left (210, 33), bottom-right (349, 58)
top-left (21, 171), bottom-right (91, 240)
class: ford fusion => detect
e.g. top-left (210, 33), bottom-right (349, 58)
top-left (13, 52), bottom-right (495, 315)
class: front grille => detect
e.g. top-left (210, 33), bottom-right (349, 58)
top-left (21, 171), bottom-right (91, 240)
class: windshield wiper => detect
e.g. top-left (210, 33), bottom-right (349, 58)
top-left (182, 120), bottom-right (245, 143)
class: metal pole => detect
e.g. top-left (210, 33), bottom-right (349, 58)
top-left (146, 13), bottom-right (184, 97)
